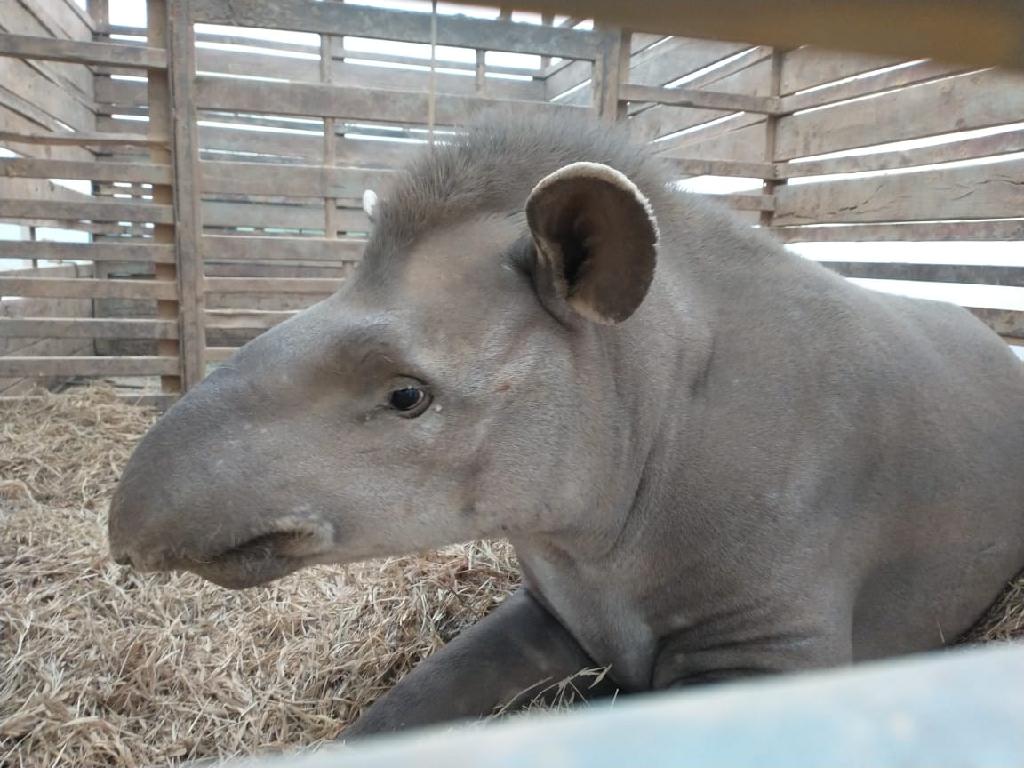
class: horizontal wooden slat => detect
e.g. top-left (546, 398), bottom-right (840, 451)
top-left (968, 308), bottom-right (1024, 339)
top-left (773, 159), bottom-right (1024, 226)
top-left (196, 124), bottom-right (322, 162)
top-left (779, 48), bottom-right (908, 96)
top-left (0, 356), bottom-right (178, 376)
top-left (818, 262), bottom-right (1024, 286)
top-left (779, 129), bottom-right (1024, 179)
top-left (707, 193), bottom-right (774, 212)
top-left (0, 277), bottom-right (177, 300)
top-left (204, 277), bottom-right (341, 294)
top-left (0, 180), bottom-right (97, 216)
top-left (200, 161), bottom-right (394, 199)
top-left (197, 35), bottom-right (535, 77)
top-left (194, 77), bottom-right (581, 125)
top-left (0, 241), bottom-right (175, 263)
top-left (105, 25), bottom-right (312, 54)
top-left (776, 69), bottom-right (1024, 160)
top-left (204, 262), bottom-right (348, 279)
top-left (0, 50), bottom-right (95, 135)
top-left (0, 34), bottom-right (166, 68)
top-left (773, 220), bottom-right (1024, 243)
top-left (627, 38), bottom-right (754, 96)
top-left (191, 0), bottom-right (601, 59)
top-left (0, 130), bottom-right (169, 147)
top-left (0, 199), bottom-right (173, 224)
top-left (622, 84), bottom-right (780, 114)
top-left (205, 309), bottom-right (296, 330)
top-left (99, 53), bottom-right (544, 104)
top-left (779, 60), bottom-right (966, 115)
top-left (628, 59), bottom-right (772, 146)
top-left (205, 346), bottom-right (236, 362)
top-left (663, 157), bottom-right (775, 179)
top-left (0, 392), bottom-right (175, 409)
top-left (465, 0), bottom-right (1024, 71)
top-left (201, 200), bottom-right (369, 232)
top-left (199, 125), bottom-right (423, 169)
top-left (660, 115), bottom-right (768, 165)
top-left (327, 46), bottom-right (537, 79)
top-left (0, 317), bottom-right (178, 339)
top-left (202, 235), bottom-right (365, 262)
top-left (0, 157), bottom-right (172, 184)
top-left (333, 136), bottom-right (422, 170)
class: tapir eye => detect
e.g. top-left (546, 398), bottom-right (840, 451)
top-left (388, 386), bottom-right (431, 417)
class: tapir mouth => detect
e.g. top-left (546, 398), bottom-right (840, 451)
top-left (140, 524), bottom-right (335, 590)
top-left (217, 529), bottom-right (327, 561)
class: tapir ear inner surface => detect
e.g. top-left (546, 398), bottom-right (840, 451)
top-left (525, 162), bottom-right (658, 325)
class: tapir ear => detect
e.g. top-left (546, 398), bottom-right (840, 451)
top-left (525, 162), bottom-right (658, 324)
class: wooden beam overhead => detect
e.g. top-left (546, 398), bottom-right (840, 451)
top-left (451, 1), bottom-right (1024, 70)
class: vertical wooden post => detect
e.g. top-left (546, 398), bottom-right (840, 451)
top-left (539, 13), bottom-right (554, 70)
top-left (477, 8), bottom-right (513, 96)
top-left (760, 48), bottom-right (785, 230)
top-left (427, 1), bottom-right (438, 148)
top-left (166, 0), bottom-right (206, 389)
top-left (28, 226), bottom-right (37, 270)
top-left (592, 25), bottom-right (630, 122)
top-left (321, 33), bottom-right (338, 239)
top-left (88, 0), bottom-right (110, 347)
top-left (475, 48), bottom-right (486, 92)
top-left (146, 0), bottom-right (180, 394)
top-left (87, 0), bottom-right (108, 37)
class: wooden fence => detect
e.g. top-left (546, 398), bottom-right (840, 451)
top-left (1, 0), bottom-right (1022, 406)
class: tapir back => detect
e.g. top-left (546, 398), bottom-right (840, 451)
top-left (676, 213), bottom-right (1024, 659)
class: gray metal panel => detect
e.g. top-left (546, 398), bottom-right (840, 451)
top-left (227, 643), bottom-right (1024, 768)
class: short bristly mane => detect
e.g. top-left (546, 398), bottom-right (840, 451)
top-left (361, 110), bottom-right (677, 278)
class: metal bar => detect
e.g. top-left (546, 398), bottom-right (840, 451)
top-left (235, 644), bottom-right (1024, 768)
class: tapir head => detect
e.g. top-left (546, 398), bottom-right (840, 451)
top-left (108, 117), bottom-right (664, 588)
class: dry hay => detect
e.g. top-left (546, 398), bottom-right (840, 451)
top-left (1, 386), bottom-right (524, 767)
top-left (1, 386), bottom-right (1022, 767)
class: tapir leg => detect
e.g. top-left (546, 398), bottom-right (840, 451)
top-left (341, 588), bottom-right (604, 738)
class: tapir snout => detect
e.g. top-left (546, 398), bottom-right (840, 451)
top-left (108, 307), bottom-right (350, 588)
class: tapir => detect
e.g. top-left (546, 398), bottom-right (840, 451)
top-left (108, 113), bottom-right (1024, 736)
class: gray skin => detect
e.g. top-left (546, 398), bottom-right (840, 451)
top-left (108, 114), bottom-right (1024, 737)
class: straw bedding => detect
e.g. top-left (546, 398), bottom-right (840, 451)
top-left (1, 386), bottom-right (1021, 767)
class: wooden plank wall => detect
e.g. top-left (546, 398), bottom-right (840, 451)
top-left (88, 0), bottom-right (611, 387)
top-left (1, 0), bottom-right (1022, 405)
top-left (768, 52), bottom-right (1024, 350)
top-left (619, 44), bottom-right (1024, 349)
top-left (0, 0), bottom-right (99, 394)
